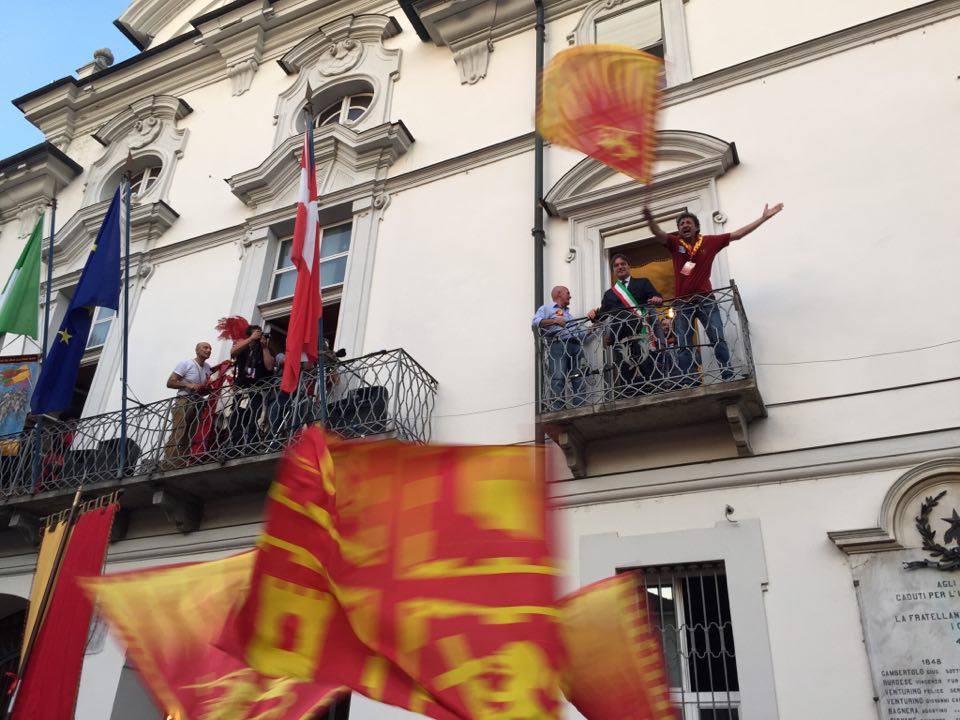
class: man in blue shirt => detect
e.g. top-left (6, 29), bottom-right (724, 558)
top-left (532, 285), bottom-right (588, 410)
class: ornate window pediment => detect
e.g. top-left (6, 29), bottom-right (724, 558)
top-left (46, 198), bottom-right (177, 273)
top-left (227, 121), bottom-right (413, 212)
top-left (546, 130), bottom-right (737, 218)
top-left (272, 14), bottom-right (402, 148)
top-left (83, 95), bottom-right (191, 208)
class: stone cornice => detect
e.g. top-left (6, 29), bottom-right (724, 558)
top-left (413, 0), bottom-right (588, 51)
top-left (14, 0), bottom-right (957, 150)
top-left (193, 0), bottom-right (275, 96)
top-left (0, 143), bottom-right (82, 223)
top-left (386, 131), bottom-right (534, 194)
top-left (551, 427), bottom-right (960, 508)
top-left (115, 0), bottom-right (199, 50)
top-left (47, 198), bottom-right (179, 271)
top-left (13, 0), bottom-right (398, 147)
top-left (545, 130), bottom-right (738, 218)
top-left (227, 120), bottom-right (414, 209)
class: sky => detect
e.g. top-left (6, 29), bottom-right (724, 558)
top-left (0, 0), bottom-right (137, 159)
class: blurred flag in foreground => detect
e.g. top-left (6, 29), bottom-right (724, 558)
top-left (538, 44), bottom-right (662, 183)
top-left (228, 428), bottom-right (563, 719)
top-left (560, 573), bottom-right (678, 720)
top-left (81, 553), bottom-right (345, 720)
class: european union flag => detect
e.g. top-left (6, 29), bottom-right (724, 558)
top-left (31, 189), bottom-right (123, 414)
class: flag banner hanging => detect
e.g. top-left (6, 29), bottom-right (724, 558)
top-left (229, 428), bottom-right (563, 719)
top-left (12, 504), bottom-right (116, 720)
top-left (0, 354), bottom-right (40, 436)
top-left (81, 552), bottom-right (346, 720)
top-left (30, 190), bottom-right (122, 414)
top-left (19, 517), bottom-right (66, 663)
top-left (0, 215), bottom-right (43, 339)
top-left (538, 44), bottom-right (662, 184)
top-left (281, 123), bottom-right (323, 394)
top-left (559, 574), bottom-right (678, 720)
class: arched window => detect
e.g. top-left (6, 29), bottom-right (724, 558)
top-left (101, 156), bottom-right (163, 202)
top-left (295, 80), bottom-right (376, 133)
top-left (315, 92), bottom-right (374, 127)
top-left (129, 164), bottom-right (162, 197)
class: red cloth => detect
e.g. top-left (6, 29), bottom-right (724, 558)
top-left (190, 359), bottom-right (233, 457)
top-left (281, 126), bottom-right (323, 394)
top-left (12, 504), bottom-right (116, 720)
top-left (665, 233), bottom-right (731, 297)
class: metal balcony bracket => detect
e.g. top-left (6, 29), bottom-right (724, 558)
top-left (724, 402), bottom-right (754, 457)
top-left (152, 488), bottom-right (203, 534)
top-left (9, 511), bottom-right (41, 546)
top-left (556, 427), bottom-right (587, 478)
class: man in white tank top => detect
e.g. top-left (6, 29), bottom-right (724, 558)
top-left (162, 342), bottom-right (213, 466)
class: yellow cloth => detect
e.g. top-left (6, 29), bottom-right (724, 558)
top-left (21, 520), bottom-right (67, 662)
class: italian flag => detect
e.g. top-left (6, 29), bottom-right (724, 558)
top-left (0, 215), bottom-right (43, 340)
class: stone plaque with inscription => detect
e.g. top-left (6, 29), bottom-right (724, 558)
top-left (854, 550), bottom-right (960, 719)
top-left (832, 468), bottom-right (960, 720)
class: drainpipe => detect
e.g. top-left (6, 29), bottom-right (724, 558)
top-left (533, 0), bottom-right (546, 445)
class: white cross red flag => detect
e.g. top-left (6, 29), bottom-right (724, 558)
top-left (281, 123), bottom-right (322, 393)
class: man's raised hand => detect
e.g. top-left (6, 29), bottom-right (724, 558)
top-left (762, 203), bottom-right (784, 221)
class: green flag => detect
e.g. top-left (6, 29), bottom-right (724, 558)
top-left (0, 215), bottom-right (43, 339)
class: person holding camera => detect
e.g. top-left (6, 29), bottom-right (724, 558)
top-left (230, 325), bottom-right (275, 450)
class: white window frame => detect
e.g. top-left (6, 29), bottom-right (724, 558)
top-left (85, 307), bottom-right (117, 351)
top-left (314, 93), bottom-right (374, 128)
top-left (567, 0), bottom-right (692, 86)
top-left (128, 165), bottom-right (162, 199)
top-left (579, 520), bottom-right (779, 719)
top-left (267, 220), bottom-right (354, 303)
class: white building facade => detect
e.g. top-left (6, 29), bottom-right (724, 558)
top-left (0, 0), bottom-right (959, 718)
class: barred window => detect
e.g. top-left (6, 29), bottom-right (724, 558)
top-left (635, 563), bottom-right (740, 719)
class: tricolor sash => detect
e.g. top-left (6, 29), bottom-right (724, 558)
top-left (611, 280), bottom-right (649, 327)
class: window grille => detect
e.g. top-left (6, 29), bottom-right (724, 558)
top-left (632, 562), bottom-right (740, 719)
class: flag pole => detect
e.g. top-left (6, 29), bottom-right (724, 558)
top-left (303, 83), bottom-right (328, 427)
top-left (119, 159), bottom-right (132, 478)
top-left (31, 199), bottom-right (57, 493)
top-left (1, 487), bottom-right (83, 719)
top-left (41, 200), bottom-right (56, 359)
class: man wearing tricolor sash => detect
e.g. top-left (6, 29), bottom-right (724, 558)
top-left (588, 254), bottom-right (662, 396)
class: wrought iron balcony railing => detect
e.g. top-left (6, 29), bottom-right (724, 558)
top-left (0, 349), bottom-right (437, 499)
top-left (535, 285), bottom-right (756, 413)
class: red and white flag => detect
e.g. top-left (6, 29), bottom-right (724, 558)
top-left (281, 124), bottom-right (322, 393)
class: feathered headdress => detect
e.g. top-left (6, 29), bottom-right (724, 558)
top-left (215, 316), bottom-right (249, 342)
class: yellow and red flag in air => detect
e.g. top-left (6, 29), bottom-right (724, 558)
top-left (80, 553), bottom-right (345, 720)
top-left (559, 574), bottom-right (678, 720)
top-left (226, 428), bottom-right (563, 719)
top-left (538, 44), bottom-right (662, 183)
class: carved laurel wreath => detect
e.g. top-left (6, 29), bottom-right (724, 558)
top-left (903, 491), bottom-right (960, 571)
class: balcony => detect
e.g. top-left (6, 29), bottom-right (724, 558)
top-left (0, 349), bottom-right (437, 538)
top-left (535, 284), bottom-right (765, 477)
